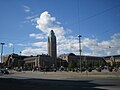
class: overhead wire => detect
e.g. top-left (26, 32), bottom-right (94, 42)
top-left (72, 2), bottom-right (120, 38)
top-left (66, 3), bottom-right (120, 35)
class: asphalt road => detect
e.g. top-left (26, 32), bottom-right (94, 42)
top-left (0, 71), bottom-right (120, 90)
top-left (0, 77), bottom-right (120, 90)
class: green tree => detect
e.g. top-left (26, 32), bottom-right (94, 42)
top-left (68, 62), bottom-right (77, 68)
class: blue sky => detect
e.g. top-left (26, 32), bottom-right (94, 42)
top-left (0, 0), bottom-right (120, 59)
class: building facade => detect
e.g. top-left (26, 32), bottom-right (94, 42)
top-left (104, 55), bottom-right (120, 67)
top-left (24, 55), bottom-right (54, 70)
top-left (4, 53), bottom-right (28, 69)
top-left (58, 53), bottom-right (106, 68)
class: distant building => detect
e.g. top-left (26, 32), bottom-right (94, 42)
top-left (24, 54), bottom-right (54, 70)
top-left (4, 53), bottom-right (28, 68)
top-left (104, 55), bottom-right (120, 66)
top-left (58, 53), bottom-right (106, 67)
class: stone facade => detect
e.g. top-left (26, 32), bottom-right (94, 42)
top-left (58, 53), bottom-right (106, 67)
top-left (24, 55), bottom-right (54, 70)
top-left (4, 53), bottom-right (28, 68)
top-left (104, 55), bottom-right (120, 66)
top-left (48, 30), bottom-right (57, 66)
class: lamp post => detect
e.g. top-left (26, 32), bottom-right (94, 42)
top-left (0, 43), bottom-right (5, 63)
top-left (78, 35), bottom-right (82, 72)
top-left (19, 51), bottom-right (22, 68)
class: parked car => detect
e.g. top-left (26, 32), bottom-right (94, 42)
top-left (0, 71), bottom-right (2, 75)
top-left (0, 69), bottom-right (9, 74)
top-left (87, 68), bottom-right (93, 72)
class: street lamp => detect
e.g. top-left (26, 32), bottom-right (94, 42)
top-left (78, 35), bottom-right (82, 72)
top-left (18, 51), bottom-right (22, 68)
top-left (0, 43), bottom-right (5, 63)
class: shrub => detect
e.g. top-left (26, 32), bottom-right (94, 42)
top-left (87, 68), bottom-right (92, 72)
top-left (108, 67), bottom-right (113, 72)
top-left (96, 68), bottom-right (101, 72)
top-left (81, 68), bottom-right (86, 72)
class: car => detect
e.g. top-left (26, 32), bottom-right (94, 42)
top-left (0, 69), bottom-right (9, 74)
top-left (0, 71), bottom-right (2, 75)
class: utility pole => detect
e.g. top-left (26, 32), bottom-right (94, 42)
top-left (13, 46), bottom-right (14, 54)
top-left (0, 43), bottom-right (5, 63)
top-left (19, 51), bottom-right (22, 69)
top-left (78, 35), bottom-right (82, 72)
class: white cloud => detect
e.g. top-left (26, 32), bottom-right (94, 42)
top-left (29, 33), bottom-right (47, 39)
top-left (26, 15), bottom-right (38, 22)
top-left (22, 47), bottom-right (47, 56)
top-left (8, 43), bottom-right (13, 47)
top-left (23, 5), bottom-right (38, 25)
top-left (26, 16), bottom-right (34, 20)
top-left (81, 33), bottom-right (120, 56)
top-left (98, 41), bottom-right (111, 49)
top-left (111, 33), bottom-right (120, 40)
top-left (23, 5), bottom-right (31, 12)
top-left (82, 38), bottom-right (97, 48)
top-left (32, 42), bottom-right (47, 48)
top-left (17, 43), bottom-right (27, 47)
top-left (34, 11), bottom-right (77, 55)
top-left (36, 11), bottom-right (65, 41)
top-left (117, 49), bottom-right (120, 54)
top-left (21, 11), bottom-right (120, 57)
top-left (23, 15), bottom-right (38, 25)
